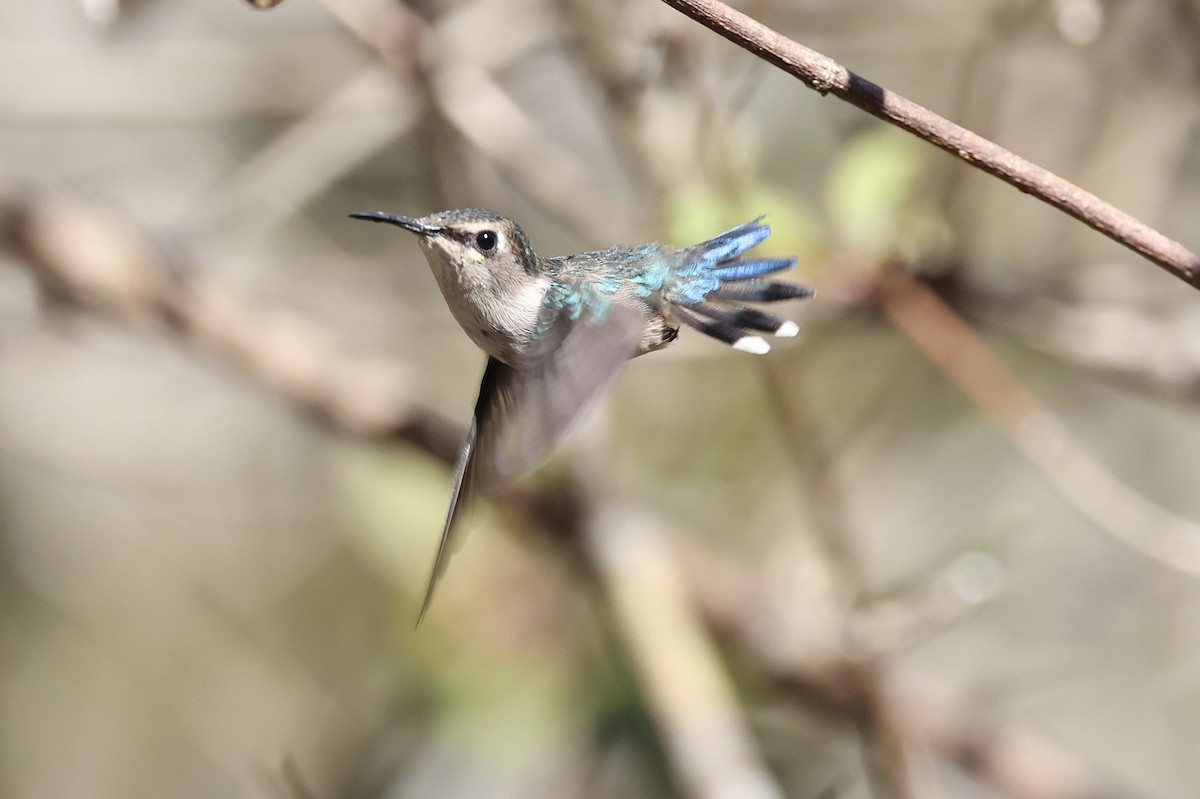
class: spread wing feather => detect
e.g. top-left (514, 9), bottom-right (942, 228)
top-left (416, 301), bottom-right (645, 625)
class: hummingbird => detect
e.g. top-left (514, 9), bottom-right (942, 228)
top-left (349, 208), bottom-right (812, 622)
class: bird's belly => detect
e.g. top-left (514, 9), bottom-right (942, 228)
top-left (636, 311), bottom-right (679, 355)
top-left (437, 272), bottom-right (549, 365)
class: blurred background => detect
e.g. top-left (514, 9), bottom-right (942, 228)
top-left (3, 0), bottom-right (1200, 797)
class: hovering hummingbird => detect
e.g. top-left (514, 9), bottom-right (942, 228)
top-left (350, 208), bottom-right (812, 622)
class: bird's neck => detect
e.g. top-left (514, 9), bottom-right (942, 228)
top-left (422, 245), bottom-right (548, 364)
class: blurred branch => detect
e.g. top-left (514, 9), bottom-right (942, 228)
top-left (760, 366), bottom-right (913, 799)
top-left (685, 550), bottom-right (1124, 799)
top-left (0, 36), bottom-right (371, 121)
top-left (317, 0), bottom-right (426, 73)
top-left (554, 0), bottom-right (664, 205)
top-left (585, 507), bottom-right (785, 799)
top-left (880, 272), bottom-right (1200, 577)
top-left (657, 0), bottom-right (1200, 291)
top-left (930, 1), bottom-right (1039, 246)
top-left (555, 0), bottom-right (763, 216)
top-left (0, 186), bottom-right (457, 456)
top-left (320, 0), bottom-right (635, 244)
top-left (425, 58), bottom-right (634, 244)
top-left (978, 290), bottom-right (1200, 395)
top-left (204, 66), bottom-right (421, 237)
top-left (849, 552), bottom-right (1005, 661)
top-left (278, 755), bottom-right (318, 799)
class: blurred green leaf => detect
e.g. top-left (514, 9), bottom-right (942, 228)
top-left (663, 182), bottom-right (826, 277)
top-left (336, 444), bottom-right (448, 590)
top-left (824, 128), bottom-right (932, 261)
top-left (437, 655), bottom-right (577, 761)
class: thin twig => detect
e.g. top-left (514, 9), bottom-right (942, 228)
top-left (657, 0), bottom-right (1200, 290)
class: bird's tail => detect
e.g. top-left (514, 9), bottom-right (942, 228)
top-left (665, 218), bottom-right (812, 354)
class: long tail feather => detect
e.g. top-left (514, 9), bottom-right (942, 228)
top-left (666, 217), bottom-right (812, 353)
top-left (690, 302), bottom-right (798, 338)
top-left (674, 305), bottom-right (771, 354)
top-left (687, 217), bottom-right (770, 269)
top-left (709, 280), bottom-right (813, 303)
top-left (712, 257), bottom-right (796, 281)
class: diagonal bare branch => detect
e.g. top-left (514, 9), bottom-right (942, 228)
top-left (880, 272), bottom-right (1200, 577)
top-left (657, 0), bottom-right (1200, 290)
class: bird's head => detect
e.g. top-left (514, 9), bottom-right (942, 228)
top-left (349, 208), bottom-right (539, 278)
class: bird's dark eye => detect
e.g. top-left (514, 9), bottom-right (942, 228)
top-left (475, 230), bottom-right (498, 252)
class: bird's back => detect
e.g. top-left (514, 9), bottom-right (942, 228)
top-left (541, 244), bottom-right (678, 354)
top-left (539, 218), bottom-right (804, 355)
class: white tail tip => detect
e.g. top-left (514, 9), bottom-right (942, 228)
top-left (734, 336), bottom-right (770, 355)
top-left (775, 321), bottom-right (799, 338)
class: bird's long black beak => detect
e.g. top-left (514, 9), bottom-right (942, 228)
top-left (348, 211), bottom-right (440, 236)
